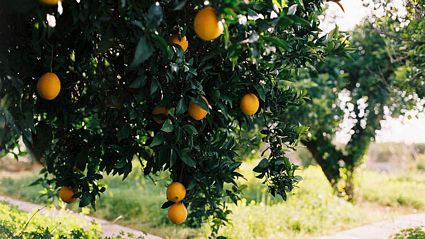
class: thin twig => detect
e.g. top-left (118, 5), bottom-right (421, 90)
top-left (17, 206), bottom-right (46, 236)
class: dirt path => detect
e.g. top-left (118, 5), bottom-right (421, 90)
top-left (0, 195), bottom-right (162, 239)
top-left (314, 213), bottom-right (425, 239)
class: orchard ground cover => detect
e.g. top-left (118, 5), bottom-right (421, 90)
top-left (1, 160), bottom-right (424, 239)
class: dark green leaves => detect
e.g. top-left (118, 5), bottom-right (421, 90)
top-left (150, 133), bottom-right (165, 147)
top-left (0, 0), bottom-right (350, 233)
top-left (175, 98), bottom-right (187, 116)
top-left (79, 192), bottom-right (92, 207)
top-left (117, 125), bottom-right (131, 141)
top-left (129, 75), bottom-right (146, 89)
top-left (147, 3), bottom-right (164, 26)
top-left (130, 36), bottom-right (154, 68)
top-left (161, 200), bottom-right (174, 209)
top-left (161, 119), bottom-right (174, 133)
top-left (253, 158), bottom-right (269, 174)
top-left (182, 124), bottom-right (197, 135)
top-left (178, 149), bottom-right (196, 168)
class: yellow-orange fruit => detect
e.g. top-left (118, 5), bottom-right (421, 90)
top-left (166, 182), bottom-right (186, 202)
top-left (193, 7), bottom-right (223, 41)
top-left (188, 96), bottom-right (209, 121)
top-left (59, 186), bottom-right (76, 204)
top-left (168, 203), bottom-right (187, 224)
top-left (37, 72), bottom-right (61, 100)
top-left (40, 0), bottom-right (60, 5)
top-left (240, 93), bottom-right (260, 116)
top-left (152, 107), bottom-right (169, 124)
top-left (169, 35), bottom-right (189, 52)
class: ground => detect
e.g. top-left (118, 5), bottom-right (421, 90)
top-left (0, 158), bottom-right (424, 239)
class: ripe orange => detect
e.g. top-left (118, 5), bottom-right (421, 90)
top-left (168, 203), bottom-right (187, 224)
top-left (37, 72), bottom-right (61, 100)
top-left (169, 35), bottom-right (189, 52)
top-left (40, 0), bottom-right (60, 5)
top-left (152, 106), bottom-right (169, 124)
top-left (167, 182), bottom-right (186, 202)
top-left (188, 96), bottom-right (209, 121)
top-left (59, 186), bottom-right (76, 204)
top-left (194, 7), bottom-right (223, 41)
top-left (240, 93), bottom-right (260, 116)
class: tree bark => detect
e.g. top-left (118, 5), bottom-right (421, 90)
top-left (301, 139), bottom-right (340, 188)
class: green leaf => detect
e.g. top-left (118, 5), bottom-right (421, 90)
top-left (175, 98), bottom-right (187, 116)
top-left (161, 201), bottom-right (174, 209)
top-left (183, 124), bottom-right (198, 135)
top-left (191, 96), bottom-right (209, 112)
top-left (150, 78), bottom-right (159, 96)
top-left (254, 83), bottom-right (266, 101)
top-left (253, 159), bottom-right (269, 173)
top-left (117, 125), bottom-right (131, 141)
top-left (294, 175), bottom-right (303, 182)
top-left (161, 119), bottom-right (174, 133)
top-left (130, 36), bottom-right (154, 68)
top-left (179, 150), bottom-right (196, 168)
top-left (263, 36), bottom-right (288, 49)
top-left (129, 75), bottom-right (146, 89)
top-left (79, 193), bottom-right (92, 207)
top-left (294, 0), bottom-right (304, 9)
top-left (150, 133), bottom-right (165, 147)
top-left (147, 2), bottom-right (163, 26)
top-left (173, 0), bottom-right (188, 10)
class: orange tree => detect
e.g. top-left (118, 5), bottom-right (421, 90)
top-left (0, 0), bottom-right (344, 234)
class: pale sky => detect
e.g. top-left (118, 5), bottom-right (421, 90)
top-left (321, 0), bottom-right (373, 32)
top-left (321, 0), bottom-right (425, 143)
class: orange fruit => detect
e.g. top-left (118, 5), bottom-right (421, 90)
top-left (194, 7), bottom-right (223, 41)
top-left (59, 186), bottom-right (76, 204)
top-left (169, 35), bottom-right (189, 52)
top-left (37, 72), bottom-right (61, 100)
top-left (240, 93), bottom-right (259, 116)
top-left (40, 0), bottom-right (60, 5)
top-left (168, 203), bottom-right (187, 224)
top-left (166, 182), bottom-right (186, 202)
top-left (152, 106), bottom-right (169, 124)
top-left (188, 96), bottom-right (209, 121)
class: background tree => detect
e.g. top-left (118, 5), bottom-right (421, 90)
top-left (289, 0), bottom-right (425, 200)
top-left (0, 0), bottom-right (344, 235)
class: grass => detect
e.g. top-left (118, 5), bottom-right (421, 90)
top-left (0, 201), bottom-right (105, 238)
top-left (0, 163), bottom-right (424, 239)
top-left (359, 170), bottom-right (425, 210)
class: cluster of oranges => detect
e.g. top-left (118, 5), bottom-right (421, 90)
top-left (160, 7), bottom-right (261, 121)
top-left (166, 182), bottom-right (188, 224)
top-left (36, 1), bottom-right (261, 223)
top-left (36, 6), bottom-right (260, 118)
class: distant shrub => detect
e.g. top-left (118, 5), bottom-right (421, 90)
top-left (416, 155), bottom-right (425, 171)
top-left (414, 144), bottom-right (425, 155)
top-left (392, 227), bottom-right (425, 239)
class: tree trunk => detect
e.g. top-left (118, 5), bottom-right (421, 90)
top-left (302, 139), bottom-right (339, 186)
top-left (302, 139), bottom-right (357, 200)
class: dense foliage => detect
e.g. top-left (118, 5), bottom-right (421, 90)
top-left (288, 0), bottom-right (425, 199)
top-left (0, 0), bottom-right (344, 234)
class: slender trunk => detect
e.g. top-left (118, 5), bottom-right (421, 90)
top-left (301, 139), bottom-right (339, 186)
top-left (302, 138), bottom-right (357, 200)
